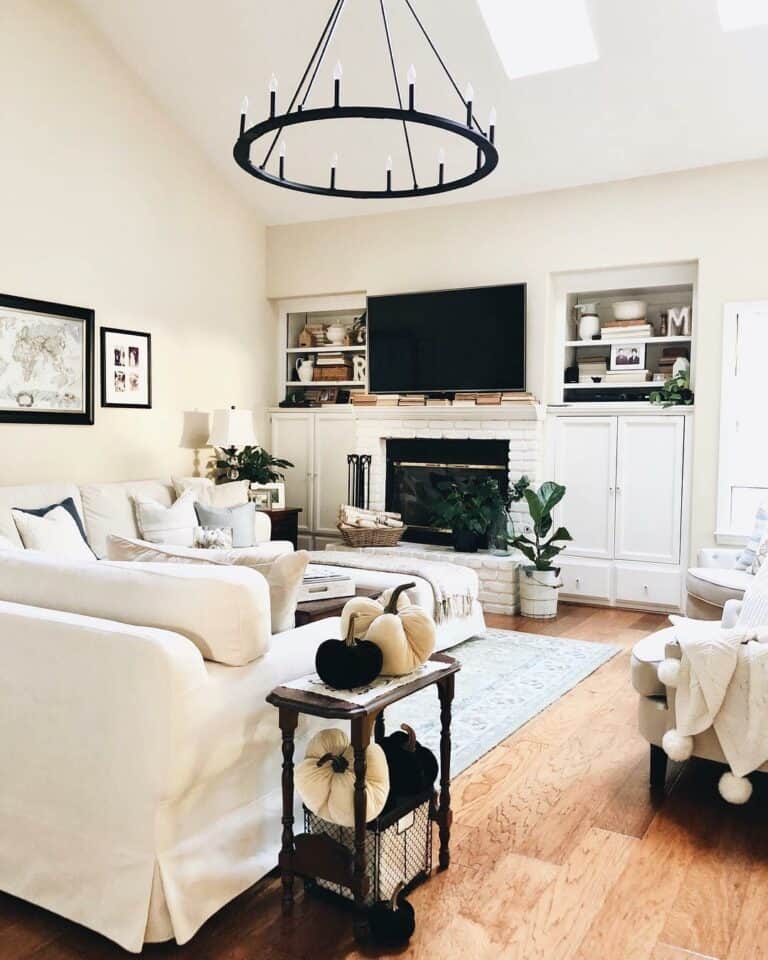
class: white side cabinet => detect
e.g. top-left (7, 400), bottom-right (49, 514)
top-left (550, 411), bottom-right (690, 612)
top-left (271, 410), bottom-right (353, 550)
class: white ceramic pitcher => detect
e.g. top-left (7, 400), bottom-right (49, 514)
top-left (296, 357), bottom-right (315, 383)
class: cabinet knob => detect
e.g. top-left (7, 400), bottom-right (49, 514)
top-left (575, 577), bottom-right (581, 587)
top-left (643, 584), bottom-right (649, 592)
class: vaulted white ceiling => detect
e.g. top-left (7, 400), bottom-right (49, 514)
top-left (74, 0), bottom-right (768, 225)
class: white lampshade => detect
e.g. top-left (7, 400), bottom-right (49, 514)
top-left (208, 407), bottom-right (257, 449)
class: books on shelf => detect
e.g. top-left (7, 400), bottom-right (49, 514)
top-left (501, 391), bottom-right (534, 404)
top-left (599, 324), bottom-right (653, 340)
top-left (398, 394), bottom-right (426, 406)
top-left (476, 392), bottom-right (502, 406)
top-left (376, 395), bottom-right (400, 406)
top-left (350, 392), bottom-right (378, 405)
top-left (426, 398), bottom-right (452, 407)
top-left (601, 318), bottom-right (648, 328)
top-left (453, 392), bottom-right (478, 407)
top-left (604, 369), bottom-right (651, 383)
top-left (315, 352), bottom-right (348, 366)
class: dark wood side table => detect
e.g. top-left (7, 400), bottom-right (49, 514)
top-left (259, 507), bottom-right (302, 550)
top-left (294, 586), bottom-right (380, 627)
top-left (266, 653), bottom-right (459, 942)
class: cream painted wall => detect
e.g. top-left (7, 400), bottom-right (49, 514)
top-left (267, 159), bottom-right (768, 559)
top-left (0, 0), bottom-right (273, 485)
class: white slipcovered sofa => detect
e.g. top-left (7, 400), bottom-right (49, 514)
top-left (0, 478), bottom-right (484, 951)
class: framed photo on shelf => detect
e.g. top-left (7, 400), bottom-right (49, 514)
top-left (0, 292), bottom-right (94, 424)
top-left (250, 482), bottom-right (285, 510)
top-left (319, 386), bottom-right (338, 403)
top-left (609, 342), bottom-right (646, 371)
top-left (101, 327), bottom-right (152, 408)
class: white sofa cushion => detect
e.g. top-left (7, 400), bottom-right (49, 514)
top-left (0, 549), bottom-right (271, 666)
top-left (195, 502), bottom-right (256, 548)
top-left (106, 535), bottom-right (308, 632)
top-left (685, 566), bottom-right (752, 609)
top-left (11, 506), bottom-right (96, 562)
top-left (172, 476), bottom-right (250, 509)
top-left (79, 479), bottom-right (175, 557)
top-left (0, 482), bottom-right (82, 548)
top-left (133, 490), bottom-right (198, 547)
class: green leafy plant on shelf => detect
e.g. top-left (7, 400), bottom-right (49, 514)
top-left (428, 475), bottom-right (507, 552)
top-left (509, 481), bottom-right (572, 571)
top-left (649, 371), bottom-right (694, 408)
top-left (215, 446), bottom-right (294, 484)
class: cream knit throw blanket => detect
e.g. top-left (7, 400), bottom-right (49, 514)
top-left (318, 550), bottom-right (477, 624)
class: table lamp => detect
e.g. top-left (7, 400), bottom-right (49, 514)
top-left (208, 406), bottom-right (257, 480)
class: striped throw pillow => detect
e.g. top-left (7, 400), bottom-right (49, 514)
top-left (737, 505), bottom-right (768, 570)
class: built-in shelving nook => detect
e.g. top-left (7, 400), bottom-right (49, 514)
top-left (551, 262), bottom-right (697, 406)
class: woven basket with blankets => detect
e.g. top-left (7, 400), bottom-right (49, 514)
top-left (337, 504), bottom-right (406, 547)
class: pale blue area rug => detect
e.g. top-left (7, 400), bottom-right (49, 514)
top-left (386, 628), bottom-right (620, 776)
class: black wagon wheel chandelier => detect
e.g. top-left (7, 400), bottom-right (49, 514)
top-left (233, 0), bottom-right (499, 200)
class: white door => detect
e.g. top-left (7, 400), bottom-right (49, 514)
top-left (553, 417), bottom-right (617, 559)
top-left (313, 414), bottom-right (354, 536)
top-left (615, 416), bottom-right (684, 564)
top-left (271, 412), bottom-right (313, 531)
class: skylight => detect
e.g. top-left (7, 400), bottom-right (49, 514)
top-left (476, 0), bottom-right (598, 81)
top-left (718, 0), bottom-right (768, 30)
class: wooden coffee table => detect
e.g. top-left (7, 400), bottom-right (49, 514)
top-left (294, 586), bottom-right (380, 627)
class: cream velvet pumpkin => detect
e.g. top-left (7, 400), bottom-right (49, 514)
top-left (363, 584), bottom-right (437, 676)
top-left (295, 728), bottom-right (390, 827)
top-left (340, 583), bottom-right (414, 640)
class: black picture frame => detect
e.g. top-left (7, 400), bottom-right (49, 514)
top-left (0, 292), bottom-right (94, 425)
top-left (100, 327), bottom-right (152, 409)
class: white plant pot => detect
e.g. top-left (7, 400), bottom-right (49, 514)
top-left (519, 568), bottom-right (561, 619)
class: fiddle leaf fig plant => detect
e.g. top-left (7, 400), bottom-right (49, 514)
top-left (509, 480), bottom-right (572, 571)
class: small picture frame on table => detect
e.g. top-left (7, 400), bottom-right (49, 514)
top-left (250, 482), bottom-right (285, 510)
top-left (101, 327), bottom-right (152, 408)
top-left (609, 342), bottom-right (646, 371)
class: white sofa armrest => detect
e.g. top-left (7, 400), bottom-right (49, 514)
top-left (0, 600), bottom-right (207, 952)
top-left (697, 547), bottom-right (742, 569)
top-left (722, 598), bottom-right (744, 629)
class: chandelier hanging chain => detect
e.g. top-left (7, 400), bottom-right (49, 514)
top-left (402, 0), bottom-right (486, 137)
top-left (379, 0), bottom-right (418, 190)
top-left (260, 0), bottom-right (348, 169)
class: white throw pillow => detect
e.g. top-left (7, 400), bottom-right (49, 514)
top-left (172, 476), bottom-right (250, 509)
top-left (11, 506), bottom-right (96, 562)
top-left (0, 534), bottom-right (21, 551)
top-left (106, 535), bottom-right (308, 632)
top-left (133, 490), bottom-right (197, 546)
top-left (736, 560), bottom-right (768, 628)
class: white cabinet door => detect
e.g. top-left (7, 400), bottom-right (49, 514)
top-left (313, 414), bottom-right (353, 535)
top-left (271, 412), bottom-right (313, 530)
top-left (553, 417), bottom-right (617, 559)
top-left (615, 416), bottom-right (684, 564)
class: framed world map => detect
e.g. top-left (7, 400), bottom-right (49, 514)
top-left (0, 293), bottom-right (94, 424)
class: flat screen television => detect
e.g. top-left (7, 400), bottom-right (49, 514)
top-left (367, 283), bottom-right (526, 394)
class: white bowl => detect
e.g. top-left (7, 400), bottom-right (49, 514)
top-left (612, 300), bottom-right (647, 321)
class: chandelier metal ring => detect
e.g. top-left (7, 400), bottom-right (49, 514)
top-left (233, 105), bottom-right (499, 199)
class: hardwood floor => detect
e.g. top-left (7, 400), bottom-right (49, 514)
top-left (3, 604), bottom-right (768, 959)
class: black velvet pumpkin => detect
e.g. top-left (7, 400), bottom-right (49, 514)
top-left (368, 883), bottom-right (415, 947)
top-left (382, 724), bottom-right (439, 795)
top-left (315, 614), bottom-right (383, 689)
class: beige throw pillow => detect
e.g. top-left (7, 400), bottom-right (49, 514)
top-left (133, 490), bottom-right (197, 546)
top-left (11, 506), bottom-right (96, 562)
top-left (172, 476), bottom-right (250, 509)
top-left (106, 535), bottom-right (309, 633)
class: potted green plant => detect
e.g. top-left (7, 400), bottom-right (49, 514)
top-left (649, 371), bottom-right (694, 408)
top-left (214, 446), bottom-right (293, 484)
top-left (509, 481), bottom-right (572, 618)
top-left (428, 475), bottom-right (505, 553)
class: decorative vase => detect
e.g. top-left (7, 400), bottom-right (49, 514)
top-left (326, 324), bottom-right (346, 345)
top-left (488, 508), bottom-right (511, 556)
top-left (295, 357), bottom-right (315, 382)
top-left (519, 568), bottom-right (562, 619)
top-left (578, 313), bottom-right (600, 341)
top-left (452, 529), bottom-right (482, 553)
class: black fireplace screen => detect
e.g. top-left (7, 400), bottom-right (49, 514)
top-left (386, 438), bottom-right (509, 546)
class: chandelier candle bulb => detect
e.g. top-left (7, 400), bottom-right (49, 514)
top-left (333, 59), bottom-right (343, 108)
top-left (488, 106), bottom-right (497, 143)
top-left (268, 74), bottom-right (278, 117)
top-left (330, 152), bottom-right (338, 190)
top-left (386, 154), bottom-right (393, 192)
top-left (407, 63), bottom-right (416, 110)
top-left (464, 82), bottom-right (474, 127)
top-left (239, 96), bottom-right (248, 135)
top-left (438, 147), bottom-right (445, 185)
top-left (278, 140), bottom-right (286, 180)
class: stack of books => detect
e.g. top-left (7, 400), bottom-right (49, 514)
top-left (604, 369), bottom-right (651, 383)
top-left (476, 392), bottom-right (502, 406)
top-left (350, 392), bottom-right (378, 406)
top-left (307, 323), bottom-right (328, 346)
top-left (376, 394), bottom-right (400, 406)
top-left (397, 394), bottom-right (426, 406)
top-left (600, 319), bottom-right (653, 340)
top-left (453, 392), bottom-right (478, 407)
top-left (314, 352), bottom-right (352, 381)
top-left (426, 397), bottom-right (452, 407)
top-left (298, 565), bottom-right (356, 603)
top-left (501, 392), bottom-right (535, 405)
top-left (578, 356), bottom-right (608, 383)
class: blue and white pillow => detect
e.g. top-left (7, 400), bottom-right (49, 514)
top-left (736, 505), bottom-right (768, 571)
